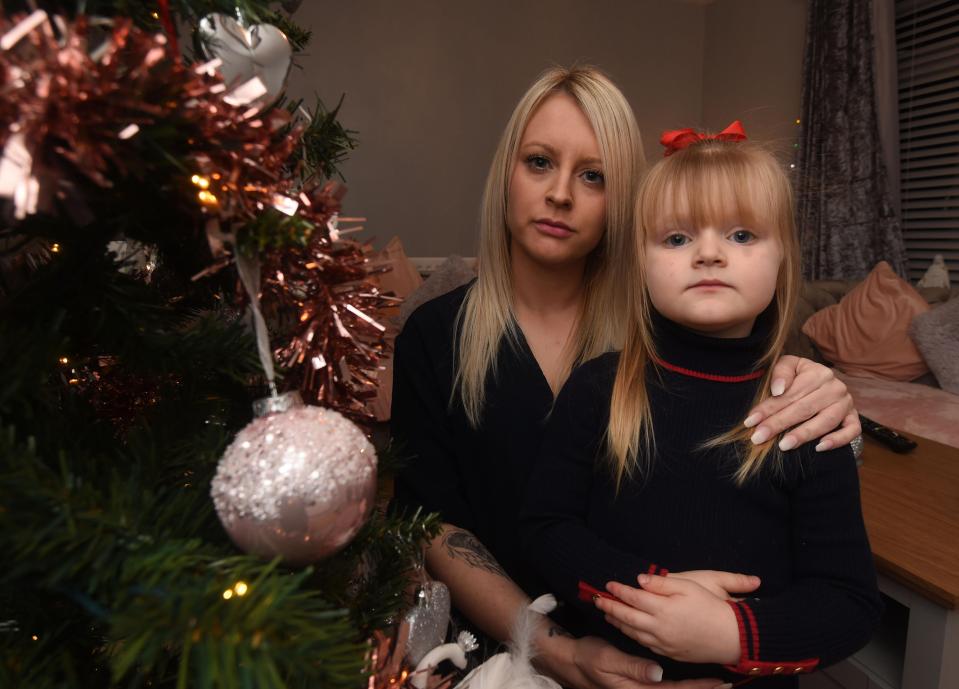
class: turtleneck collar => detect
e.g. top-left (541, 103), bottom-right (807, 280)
top-left (649, 305), bottom-right (775, 382)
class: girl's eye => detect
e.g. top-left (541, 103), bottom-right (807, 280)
top-left (730, 228), bottom-right (755, 244)
top-left (526, 155), bottom-right (550, 171)
top-left (665, 233), bottom-right (690, 247)
top-left (582, 169), bottom-right (605, 185)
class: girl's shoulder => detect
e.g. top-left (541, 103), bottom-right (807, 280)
top-left (563, 351), bottom-right (621, 399)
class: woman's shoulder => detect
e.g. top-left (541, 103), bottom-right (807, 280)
top-left (399, 280), bottom-right (474, 340)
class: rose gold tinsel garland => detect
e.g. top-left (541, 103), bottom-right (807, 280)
top-left (0, 12), bottom-right (394, 423)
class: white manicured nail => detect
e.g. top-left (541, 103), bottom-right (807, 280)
top-left (750, 428), bottom-right (771, 444)
top-left (771, 378), bottom-right (786, 396)
top-left (779, 436), bottom-right (798, 451)
top-left (744, 413), bottom-right (761, 428)
top-left (648, 666), bottom-right (664, 683)
top-left (815, 440), bottom-right (832, 452)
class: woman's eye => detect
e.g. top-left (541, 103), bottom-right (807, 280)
top-left (730, 229), bottom-right (755, 244)
top-left (526, 155), bottom-right (550, 171)
top-left (582, 169), bottom-right (605, 185)
top-left (665, 234), bottom-right (690, 247)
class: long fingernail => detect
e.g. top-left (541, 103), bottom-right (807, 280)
top-left (744, 413), bottom-right (761, 428)
top-left (648, 665), bottom-right (664, 683)
top-left (750, 428), bottom-right (770, 444)
top-left (815, 440), bottom-right (833, 452)
top-left (638, 574), bottom-right (650, 585)
top-left (771, 379), bottom-right (786, 396)
top-left (779, 436), bottom-right (798, 451)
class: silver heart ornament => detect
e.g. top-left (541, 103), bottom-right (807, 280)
top-left (404, 580), bottom-right (452, 666)
top-left (198, 13), bottom-right (292, 107)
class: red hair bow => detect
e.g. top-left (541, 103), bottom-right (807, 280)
top-left (660, 120), bottom-right (747, 157)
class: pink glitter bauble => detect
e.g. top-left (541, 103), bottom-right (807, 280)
top-left (211, 395), bottom-right (376, 565)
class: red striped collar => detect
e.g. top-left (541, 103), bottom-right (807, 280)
top-left (653, 356), bottom-right (765, 383)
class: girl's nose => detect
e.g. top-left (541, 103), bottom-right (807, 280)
top-left (694, 232), bottom-right (726, 266)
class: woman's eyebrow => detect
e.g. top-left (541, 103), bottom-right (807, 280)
top-left (520, 141), bottom-right (602, 167)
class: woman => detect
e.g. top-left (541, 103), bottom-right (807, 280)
top-left (391, 67), bottom-right (858, 689)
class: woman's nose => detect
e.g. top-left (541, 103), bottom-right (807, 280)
top-left (546, 175), bottom-right (573, 208)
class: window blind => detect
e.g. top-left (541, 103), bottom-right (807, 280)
top-left (896, 0), bottom-right (959, 282)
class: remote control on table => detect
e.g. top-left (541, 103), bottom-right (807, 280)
top-left (859, 414), bottom-right (917, 453)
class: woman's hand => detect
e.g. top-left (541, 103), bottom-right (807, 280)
top-left (536, 629), bottom-right (728, 689)
top-left (669, 570), bottom-right (760, 600)
top-left (747, 356), bottom-right (859, 453)
top-left (595, 575), bottom-right (741, 666)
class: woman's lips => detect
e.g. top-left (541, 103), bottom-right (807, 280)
top-left (534, 221), bottom-right (574, 238)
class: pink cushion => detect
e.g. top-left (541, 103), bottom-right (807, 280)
top-left (802, 261), bottom-right (930, 381)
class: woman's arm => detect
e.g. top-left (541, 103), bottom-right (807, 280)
top-left (428, 523), bottom-right (721, 689)
top-left (749, 356), bottom-right (859, 452)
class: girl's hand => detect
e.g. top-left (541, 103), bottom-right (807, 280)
top-left (669, 570), bottom-right (760, 600)
top-left (596, 575), bottom-right (741, 665)
top-left (746, 356), bottom-right (860, 453)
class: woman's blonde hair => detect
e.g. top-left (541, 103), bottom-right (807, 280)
top-left (607, 139), bottom-right (801, 488)
top-left (455, 66), bottom-right (646, 426)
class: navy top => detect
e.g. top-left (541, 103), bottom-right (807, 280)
top-left (391, 282), bottom-right (557, 600)
top-left (519, 311), bottom-right (882, 686)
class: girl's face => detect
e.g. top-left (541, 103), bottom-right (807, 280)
top-left (506, 92), bottom-right (607, 270)
top-left (644, 210), bottom-right (783, 338)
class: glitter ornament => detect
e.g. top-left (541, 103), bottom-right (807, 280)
top-left (198, 13), bottom-right (292, 108)
top-left (404, 580), bottom-right (452, 666)
top-left (211, 392), bottom-right (376, 565)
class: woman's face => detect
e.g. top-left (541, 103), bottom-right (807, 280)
top-left (506, 92), bottom-right (607, 269)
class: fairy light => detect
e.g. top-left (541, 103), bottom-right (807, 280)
top-left (191, 174), bottom-right (211, 190)
top-left (50, 243), bottom-right (60, 253)
top-left (234, 581), bottom-right (248, 596)
top-left (222, 589), bottom-right (234, 600)
top-left (31, 635), bottom-right (38, 641)
top-left (197, 190), bottom-right (218, 206)
top-left (795, 118), bottom-right (801, 125)
top-left (58, 356), bottom-right (69, 365)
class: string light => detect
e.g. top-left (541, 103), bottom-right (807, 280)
top-left (31, 635), bottom-right (38, 641)
top-left (197, 190), bottom-right (218, 206)
top-left (222, 580), bottom-right (249, 600)
top-left (190, 174), bottom-right (211, 190)
top-left (50, 243), bottom-right (60, 253)
top-left (58, 356), bottom-right (69, 365)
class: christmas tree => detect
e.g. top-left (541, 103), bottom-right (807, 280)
top-left (0, 3), bottom-right (441, 687)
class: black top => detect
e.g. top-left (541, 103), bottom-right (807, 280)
top-left (391, 282), bottom-right (557, 600)
top-left (519, 311), bottom-right (882, 686)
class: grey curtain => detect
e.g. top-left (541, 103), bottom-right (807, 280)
top-left (795, 0), bottom-right (907, 280)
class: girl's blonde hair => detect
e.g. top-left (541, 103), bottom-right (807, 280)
top-left (607, 139), bottom-right (801, 488)
top-left (456, 66), bottom-right (645, 426)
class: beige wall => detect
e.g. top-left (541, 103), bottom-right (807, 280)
top-left (287, 0), bottom-right (806, 256)
top-left (703, 0), bottom-right (807, 154)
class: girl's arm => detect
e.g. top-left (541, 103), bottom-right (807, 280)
top-left (749, 356), bottom-right (859, 452)
top-left (596, 444), bottom-right (883, 676)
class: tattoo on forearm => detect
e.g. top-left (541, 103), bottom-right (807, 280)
top-left (442, 529), bottom-right (509, 578)
top-left (547, 625), bottom-right (572, 638)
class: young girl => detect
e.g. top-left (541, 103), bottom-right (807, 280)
top-left (519, 129), bottom-right (882, 686)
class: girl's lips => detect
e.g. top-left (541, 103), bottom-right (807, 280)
top-left (534, 221), bottom-right (574, 238)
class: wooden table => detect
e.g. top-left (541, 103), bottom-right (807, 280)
top-left (852, 432), bottom-right (959, 689)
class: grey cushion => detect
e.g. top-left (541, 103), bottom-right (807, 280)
top-left (909, 298), bottom-right (959, 394)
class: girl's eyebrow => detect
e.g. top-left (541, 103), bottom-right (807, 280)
top-left (520, 141), bottom-right (602, 167)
